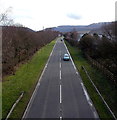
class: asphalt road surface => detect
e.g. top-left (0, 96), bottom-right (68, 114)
top-left (23, 37), bottom-right (99, 119)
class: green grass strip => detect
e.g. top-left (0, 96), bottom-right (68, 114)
top-left (65, 41), bottom-right (117, 119)
top-left (2, 40), bottom-right (56, 119)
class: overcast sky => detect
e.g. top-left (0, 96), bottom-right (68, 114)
top-left (0, 0), bottom-right (116, 31)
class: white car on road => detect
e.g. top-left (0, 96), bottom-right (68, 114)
top-left (63, 53), bottom-right (70, 61)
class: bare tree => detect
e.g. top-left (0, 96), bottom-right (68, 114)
top-left (102, 22), bottom-right (116, 41)
top-left (13, 23), bottom-right (24, 27)
top-left (0, 7), bottom-right (14, 26)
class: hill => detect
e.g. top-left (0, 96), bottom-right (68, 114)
top-left (52, 22), bottom-right (108, 33)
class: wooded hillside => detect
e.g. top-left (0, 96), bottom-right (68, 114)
top-left (2, 26), bottom-right (58, 76)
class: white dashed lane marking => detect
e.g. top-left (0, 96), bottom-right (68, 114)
top-left (60, 70), bottom-right (61, 80)
top-left (60, 85), bottom-right (62, 104)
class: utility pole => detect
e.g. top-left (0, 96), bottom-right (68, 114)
top-left (43, 26), bottom-right (44, 31)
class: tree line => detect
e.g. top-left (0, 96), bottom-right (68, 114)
top-left (64, 21), bottom-right (117, 80)
top-left (2, 26), bottom-right (58, 76)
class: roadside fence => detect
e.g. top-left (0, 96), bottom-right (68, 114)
top-left (85, 54), bottom-right (116, 84)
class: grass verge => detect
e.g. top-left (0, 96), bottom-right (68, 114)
top-left (65, 41), bottom-right (117, 119)
top-left (2, 40), bottom-right (56, 119)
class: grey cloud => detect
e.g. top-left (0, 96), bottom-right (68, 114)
top-left (67, 13), bottom-right (82, 20)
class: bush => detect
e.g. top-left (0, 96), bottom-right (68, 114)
top-left (63, 31), bottom-right (78, 46)
top-left (79, 33), bottom-right (117, 76)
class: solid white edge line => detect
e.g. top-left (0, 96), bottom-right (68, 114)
top-left (22, 39), bottom-right (58, 119)
top-left (76, 71), bottom-right (78, 75)
top-left (93, 111), bottom-right (98, 118)
top-left (81, 83), bottom-right (90, 101)
top-left (81, 79), bottom-right (99, 119)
